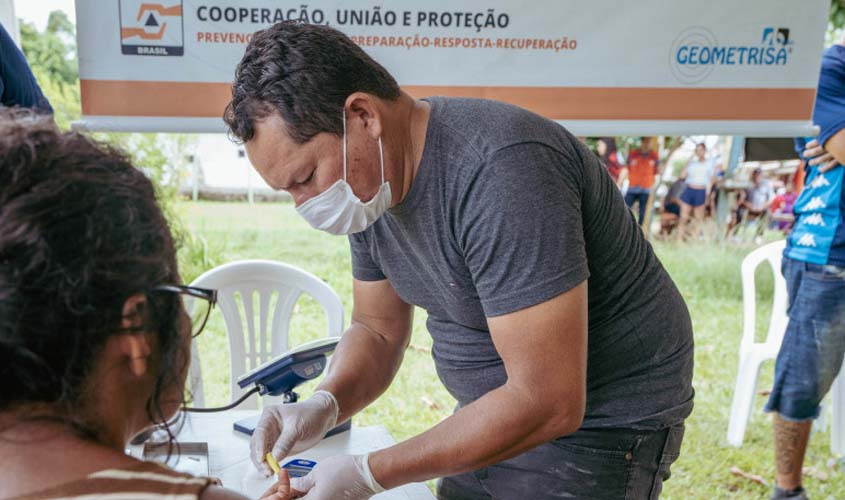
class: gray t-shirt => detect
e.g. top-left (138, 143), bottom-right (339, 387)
top-left (349, 97), bottom-right (694, 430)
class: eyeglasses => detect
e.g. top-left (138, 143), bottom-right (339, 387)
top-left (151, 285), bottom-right (217, 338)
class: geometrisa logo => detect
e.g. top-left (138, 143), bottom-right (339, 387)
top-left (669, 26), bottom-right (793, 84)
top-left (119, 0), bottom-right (184, 56)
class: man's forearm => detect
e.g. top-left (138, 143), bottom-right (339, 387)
top-left (369, 381), bottom-right (582, 489)
top-left (317, 323), bottom-right (407, 423)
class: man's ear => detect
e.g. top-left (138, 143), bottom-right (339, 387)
top-left (345, 92), bottom-right (383, 140)
top-left (120, 294), bottom-right (152, 377)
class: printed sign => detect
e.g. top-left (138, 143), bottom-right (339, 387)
top-left (119, 0), bottom-right (184, 56)
top-left (75, 1), bottom-right (830, 135)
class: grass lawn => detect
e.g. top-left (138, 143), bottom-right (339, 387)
top-left (178, 201), bottom-right (845, 499)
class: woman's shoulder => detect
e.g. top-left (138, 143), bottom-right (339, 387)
top-left (11, 461), bottom-right (218, 500)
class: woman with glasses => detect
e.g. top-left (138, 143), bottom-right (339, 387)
top-left (0, 110), bottom-right (290, 500)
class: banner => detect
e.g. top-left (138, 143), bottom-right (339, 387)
top-left (75, 0), bottom-right (830, 135)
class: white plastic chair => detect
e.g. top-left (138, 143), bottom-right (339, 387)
top-left (726, 240), bottom-right (845, 453)
top-left (727, 240), bottom-right (788, 446)
top-left (832, 374), bottom-right (845, 455)
top-left (187, 260), bottom-right (344, 409)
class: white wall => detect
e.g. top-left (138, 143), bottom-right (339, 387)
top-left (193, 134), bottom-right (272, 190)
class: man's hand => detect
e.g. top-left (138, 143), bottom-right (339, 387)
top-left (290, 454), bottom-right (385, 500)
top-left (250, 391), bottom-right (339, 476)
top-left (803, 139), bottom-right (840, 173)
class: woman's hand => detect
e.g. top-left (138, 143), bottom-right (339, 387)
top-left (260, 470), bottom-right (298, 500)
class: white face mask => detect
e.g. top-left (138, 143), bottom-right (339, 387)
top-left (296, 110), bottom-right (392, 235)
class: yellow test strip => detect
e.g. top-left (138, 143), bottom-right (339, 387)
top-left (265, 453), bottom-right (281, 474)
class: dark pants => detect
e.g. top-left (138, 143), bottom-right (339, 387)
top-left (625, 189), bottom-right (651, 225)
top-left (436, 425), bottom-right (685, 500)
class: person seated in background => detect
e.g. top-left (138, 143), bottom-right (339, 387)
top-left (705, 164), bottom-right (725, 220)
top-left (659, 175), bottom-right (686, 236)
top-left (727, 168), bottom-right (774, 237)
top-left (0, 110), bottom-right (289, 500)
top-left (769, 180), bottom-right (798, 233)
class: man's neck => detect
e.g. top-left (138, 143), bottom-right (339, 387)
top-left (393, 93), bottom-right (430, 206)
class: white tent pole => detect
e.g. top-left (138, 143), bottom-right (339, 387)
top-left (0, 0), bottom-right (19, 47)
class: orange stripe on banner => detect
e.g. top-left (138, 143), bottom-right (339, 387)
top-left (80, 80), bottom-right (815, 120)
top-left (402, 86), bottom-right (816, 120)
top-left (81, 80), bottom-right (233, 118)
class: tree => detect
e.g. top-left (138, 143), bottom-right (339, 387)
top-left (18, 11), bottom-right (201, 265)
top-left (20, 11), bottom-right (77, 89)
top-left (19, 10), bottom-right (195, 195)
top-left (832, 1), bottom-right (845, 30)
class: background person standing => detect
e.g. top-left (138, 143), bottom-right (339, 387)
top-left (764, 33), bottom-right (845, 500)
top-left (622, 137), bottom-right (660, 225)
top-left (596, 136), bottom-right (624, 187)
top-left (677, 143), bottom-right (718, 240)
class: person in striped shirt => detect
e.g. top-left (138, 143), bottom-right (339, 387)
top-left (0, 110), bottom-right (290, 500)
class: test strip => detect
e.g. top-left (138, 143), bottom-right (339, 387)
top-left (265, 453), bottom-right (281, 474)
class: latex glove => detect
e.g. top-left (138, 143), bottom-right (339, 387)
top-left (290, 454), bottom-right (385, 500)
top-left (251, 390), bottom-right (339, 476)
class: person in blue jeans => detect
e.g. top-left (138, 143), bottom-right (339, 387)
top-left (764, 34), bottom-right (845, 500)
top-left (0, 22), bottom-right (52, 112)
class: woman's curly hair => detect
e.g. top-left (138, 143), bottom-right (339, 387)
top-left (0, 109), bottom-right (187, 438)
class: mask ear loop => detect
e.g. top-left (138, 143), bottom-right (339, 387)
top-left (342, 108), bottom-right (348, 182)
top-left (378, 137), bottom-right (385, 185)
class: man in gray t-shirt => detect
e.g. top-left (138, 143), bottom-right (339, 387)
top-left (227, 22), bottom-right (693, 500)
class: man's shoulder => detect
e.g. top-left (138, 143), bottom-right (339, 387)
top-left (430, 97), bottom-right (577, 161)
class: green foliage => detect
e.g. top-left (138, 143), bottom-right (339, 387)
top-left (833, 1), bottom-right (845, 30)
top-left (19, 11), bottom-right (200, 275)
top-left (829, 1), bottom-right (845, 45)
top-left (184, 203), bottom-right (845, 498)
top-left (19, 12), bottom-right (77, 89)
top-left (180, 202), bottom-right (453, 443)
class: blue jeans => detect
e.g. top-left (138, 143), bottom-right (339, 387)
top-left (625, 188), bottom-right (651, 225)
top-left (765, 258), bottom-right (845, 421)
top-left (436, 425), bottom-right (685, 500)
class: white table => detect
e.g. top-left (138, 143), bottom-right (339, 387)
top-left (130, 410), bottom-right (435, 499)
